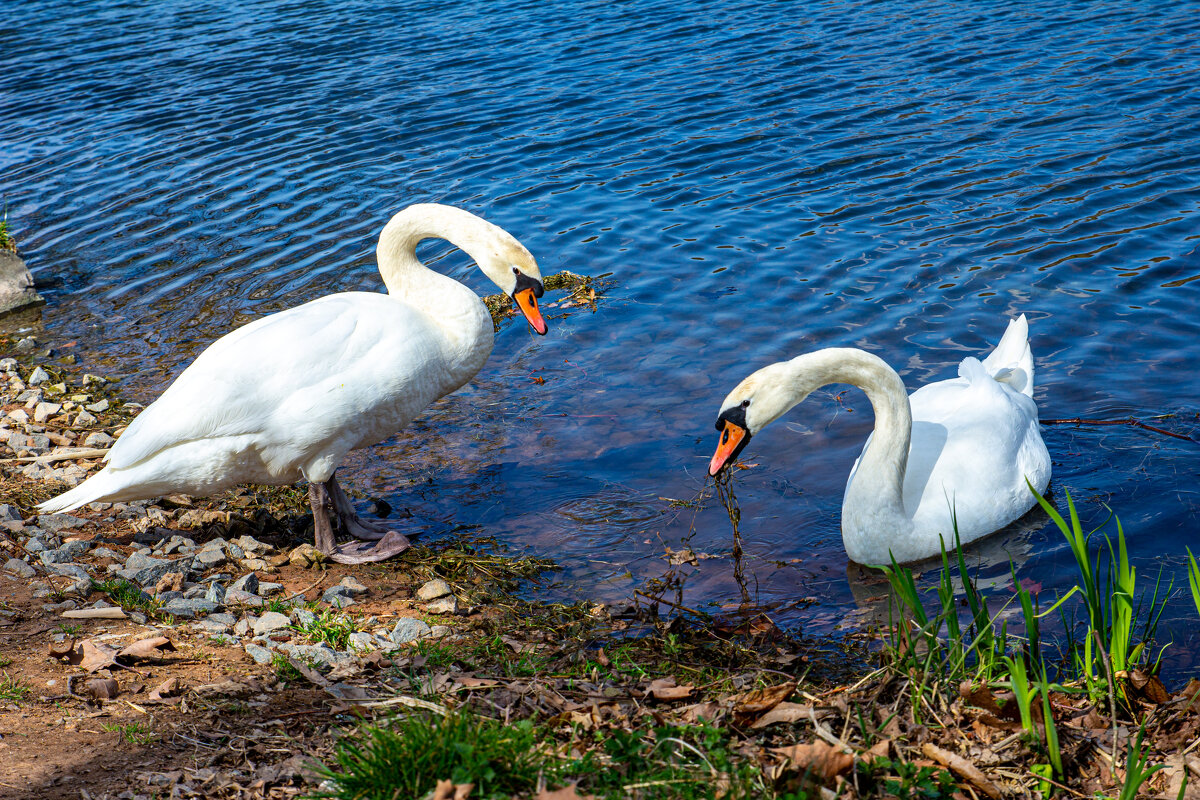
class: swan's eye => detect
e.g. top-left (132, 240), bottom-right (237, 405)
top-left (741, 399), bottom-right (751, 408)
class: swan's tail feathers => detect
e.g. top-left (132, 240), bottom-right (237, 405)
top-left (36, 469), bottom-right (122, 515)
top-left (981, 314), bottom-right (1034, 398)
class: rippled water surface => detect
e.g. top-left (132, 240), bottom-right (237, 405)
top-left (4, 0), bottom-right (1200, 651)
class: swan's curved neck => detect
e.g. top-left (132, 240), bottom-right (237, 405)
top-left (374, 204), bottom-right (497, 385)
top-left (376, 204), bottom-right (501, 298)
top-left (783, 349), bottom-right (912, 521)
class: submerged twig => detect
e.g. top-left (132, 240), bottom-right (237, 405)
top-left (1041, 416), bottom-right (1194, 442)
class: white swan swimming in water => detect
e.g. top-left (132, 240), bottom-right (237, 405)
top-left (39, 203), bottom-right (549, 563)
top-left (708, 315), bottom-right (1051, 565)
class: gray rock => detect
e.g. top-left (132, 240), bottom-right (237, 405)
top-left (252, 611), bottom-right (292, 636)
top-left (84, 399), bottom-right (110, 414)
top-left (425, 595), bottom-right (460, 616)
top-left (416, 578), bottom-right (452, 601)
top-left (161, 535), bottom-right (193, 555)
top-left (160, 598), bottom-right (216, 619)
top-left (33, 402), bottom-right (62, 423)
top-left (226, 589), bottom-right (264, 607)
top-left (2, 558), bottom-right (35, 578)
top-left (23, 537), bottom-right (49, 554)
top-left (58, 540), bottom-right (91, 559)
top-left (37, 514), bottom-right (91, 533)
top-left (347, 631), bottom-right (378, 652)
top-left (208, 634), bottom-right (237, 646)
top-left (125, 551), bottom-right (169, 571)
top-left (195, 549), bottom-right (227, 569)
top-left (244, 643), bottom-right (274, 665)
top-left (233, 617), bottom-right (254, 637)
top-left (45, 563), bottom-right (90, 581)
top-left (207, 612), bottom-right (238, 627)
top-left (326, 594), bottom-right (355, 609)
top-left (0, 504), bottom-right (20, 522)
top-left (0, 250), bottom-right (42, 317)
top-left (430, 625), bottom-right (454, 640)
top-left (322, 585), bottom-right (358, 605)
top-left (157, 591), bottom-right (185, 603)
top-left (390, 617), bottom-right (433, 644)
top-left (275, 642), bottom-right (349, 670)
top-left (39, 549), bottom-right (75, 565)
top-left (238, 557), bottom-right (270, 572)
top-left (292, 608), bottom-right (316, 628)
top-left (230, 573), bottom-right (259, 595)
top-left (65, 578), bottom-right (92, 596)
top-left (226, 543), bottom-right (245, 560)
top-left (204, 582), bottom-right (226, 604)
top-left (90, 547), bottom-right (124, 560)
top-left (199, 537), bottom-right (228, 553)
top-left (192, 617), bottom-right (233, 634)
top-left (338, 576), bottom-right (369, 596)
top-left (257, 581), bottom-right (284, 597)
top-left (118, 556), bottom-right (179, 588)
top-left (26, 365), bottom-right (49, 385)
top-left (43, 600), bottom-right (78, 613)
top-left (234, 535), bottom-right (271, 554)
top-left (74, 410), bottom-right (98, 427)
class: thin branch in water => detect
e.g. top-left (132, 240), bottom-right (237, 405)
top-left (1041, 416), bottom-right (1195, 442)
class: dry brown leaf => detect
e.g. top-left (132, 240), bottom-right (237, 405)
top-left (455, 676), bottom-right (504, 690)
top-left (749, 701), bottom-right (813, 729)
top-left (85, 678), bottom-right (120, 700)
top-left (1126, 669), bottom-right (1171, 704)
top-left (730, 681), bottom-right (796, 724)
top-left (117, 636), bottom-right (177, 663)
top-left (149, 677), bottom-right (182, 701)
top-left (192, 680), bottom-right (256, 697)
top-left (867, 738), bottom-right (891, 759)
top-left (432, 779), bottom-right (474, 799)
top-left (921, 742), bottom-right (1002, 800)
top-left (958, 680), bottom-right (1004, 715)
top-left (288, 657), bottom-right (330, 687)
top-left (771, 741), bottom-right (853, 783)
top-left (677, 702), bottom-right (724, 723)
top-left (48, 639), bottom-right (77, 662)
top-left (79, 639), bottom-right (121, 672)
top-left (535, 784), bottom-right (597, 800)
top-left (647, 677), bottom-right (695, 701)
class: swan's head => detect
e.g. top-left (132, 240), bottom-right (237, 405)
top-left (482, 237), bottom-right (548, 336)
top-left (708, 361), bottom-right (807, 476)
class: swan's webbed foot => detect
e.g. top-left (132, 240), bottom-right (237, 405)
top-left (328, 531), bottom-right (412, 564)
top-left (309, 476), bottom-right (412, 564)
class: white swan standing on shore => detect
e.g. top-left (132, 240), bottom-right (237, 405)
top-left (39, 203), bottom-right (549, 564)
top-left (708, 315), bottom-right (1051, 565)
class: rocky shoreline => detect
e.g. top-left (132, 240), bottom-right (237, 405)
top-left (0, 339), bottom-right (498, 798)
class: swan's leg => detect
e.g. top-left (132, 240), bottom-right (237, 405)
top-left (309, 482), bottom-right (338, 554)
top-left (326, 474), bottom-right (393, 540)
top-left (307, 475), bottom-right (413, 564)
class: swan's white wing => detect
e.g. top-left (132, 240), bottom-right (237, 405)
top-left (106, 292), bottom-right (451, 481)
top-left (980, 313), bottom-right (1034, 398)
top-left (903, 358), bottom-right (1049, 542)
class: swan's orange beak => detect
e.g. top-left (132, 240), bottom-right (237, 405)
top-left (514, 288), bottom-right (548, 335)
top-left (709, 421), bottom-right (748, 476)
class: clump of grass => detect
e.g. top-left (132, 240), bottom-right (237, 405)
top-left (101, 720), bottom-right (159, 745)
top-left (0, 673), bottom-right (32, 704)
top-left (0, 216), bottom-right (14, 252)
top-left (91, 578), bottom-right (158, 614)
top-left (296, 608), bottom-right (357, 650)
top-left (317, 712), bottom-right (549, 800)
top-left (271, 652), bottom-right (304, 683)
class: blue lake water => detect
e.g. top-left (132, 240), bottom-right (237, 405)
top-left (3, 0), bottom-right (1199, 657)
